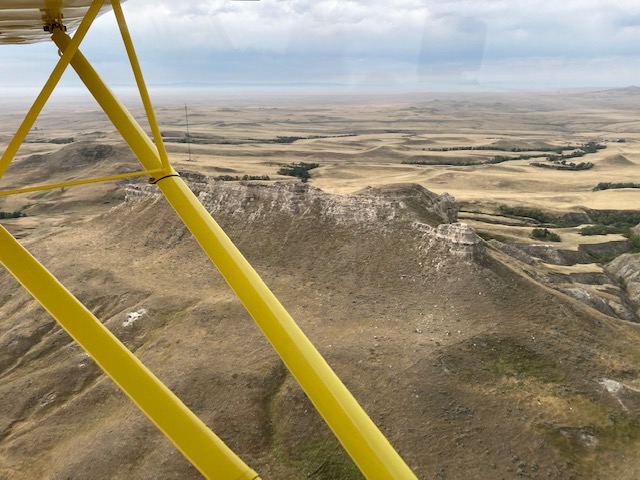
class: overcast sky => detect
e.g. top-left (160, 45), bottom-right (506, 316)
top-left (1, 0), bottom-right (640, 95)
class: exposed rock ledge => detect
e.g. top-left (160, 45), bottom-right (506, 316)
top-left (122, 177), bottom-right (485, 261)
top-left (126, 178), bottom-right (458, 226)
top-left (606, 253), bottom-right (640, 316)
top-left (487, 239), bottom-right (639, 322)
top-left (434, 223), bottom-right (486, 260)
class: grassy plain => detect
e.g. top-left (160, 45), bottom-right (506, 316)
top-left (3, 88), bottom-right (638, 251)
top-left (3, 88), bottom-right (639, 214)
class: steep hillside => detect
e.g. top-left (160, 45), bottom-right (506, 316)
top-left (1, 177), bottom-right (640, 479)
top-left (0, 142), bottom-right (143, 222)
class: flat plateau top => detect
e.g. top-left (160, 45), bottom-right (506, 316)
top-left (0, 1), bottom-right (119, 44)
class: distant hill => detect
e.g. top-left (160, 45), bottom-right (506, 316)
top-left (606, 85), bottom-right (640, 94)
top-left (580, 85), bottom-right (640, 97)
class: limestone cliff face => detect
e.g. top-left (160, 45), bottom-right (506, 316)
top-left (125, 178), bottom-right (458, 228)
top-left (409, 221), bottom-right (486, 263)
top-left (433, 223), bottom-right (486, 260)
top-left (192, 179), bottom-right (458, 227)
top-left (122, 177), bottom-right (487, 263)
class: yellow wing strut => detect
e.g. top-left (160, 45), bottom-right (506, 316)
top-left (0, 0), bottom-right (106, 181)
top-left (0, 169), bottom-right (163, 197)
top-left (0, 225), bottom-right (260, 480)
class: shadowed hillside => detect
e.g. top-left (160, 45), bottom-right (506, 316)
top-left (1, 174), bottom-right (640, 479)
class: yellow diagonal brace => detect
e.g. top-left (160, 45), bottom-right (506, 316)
top-left (52, 30), bottom-right (166, 175)
top-left (52, 32), bottom-right (417, 480)
top-left (0, 225), bottom-right (259, 480)
top-left (111, 0), bottom-right (171, 174)
top-left (0, 0), bottom-right (105, 182)
top-left (0, 168), bottom-right (163, 197)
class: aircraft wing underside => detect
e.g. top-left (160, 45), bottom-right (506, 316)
top-left (0, 0), bottom-right (122, 44)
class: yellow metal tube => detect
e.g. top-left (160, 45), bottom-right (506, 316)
top-left (51, 29), bottom-right (166, 176)
top-left (53, 33), bottom-right (417, 479)
top-left (0, 225), bottom-right (259, 480)
top-left (111, 0), bottom-right (171, 174)
top-left (0, 0), bottom-right (105, 181)
top-left (0, 169), bottom-right (162, 197)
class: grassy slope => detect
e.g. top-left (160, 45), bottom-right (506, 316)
top-left (1, 182), bottom-right (640, 479)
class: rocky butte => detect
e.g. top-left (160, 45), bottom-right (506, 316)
top-left (0, 175), bottom-right (640, 479)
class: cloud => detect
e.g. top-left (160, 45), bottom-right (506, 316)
top-left (110, 0), bottom-right (429, 56)
top-left (1, 1), bottom-right (640, 91)
top-left (418, 13), bottom-right (487, 84)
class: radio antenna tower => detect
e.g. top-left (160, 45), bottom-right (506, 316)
top-left (185, 103), bottom-right (192, 161)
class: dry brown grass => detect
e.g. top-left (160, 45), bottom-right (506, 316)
top-left (2, 91), bottom-right (639, 218)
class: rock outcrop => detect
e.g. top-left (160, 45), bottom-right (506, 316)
top-left (486, 240), bottom-right (639, 322)
top-left (434, 223), bottom-right (485, 260)
top-left (606, 253), bottom-right (640, 316)
top-left (579, 240), bottom-right (634, 260)
top-left (123, 177), bottom-right (484, 263)
top-left (561, 286), bottom-right (639, 322)
top-left (130, 177), bottom-right (458, 229)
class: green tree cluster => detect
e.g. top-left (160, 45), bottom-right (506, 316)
top-left (579, 225), bottom-right (620, 236)
top-left (531, 228), bottom-right (561, 242)
top-left (593, 182), bottom-right (640, 191)
top-left (499, 206), bottom-right (552, 223)
top-left (0, 211), bottom-right (26, 219)
top-left (277, 162), bottom-right (319, 182)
